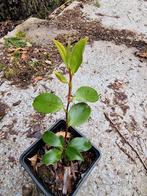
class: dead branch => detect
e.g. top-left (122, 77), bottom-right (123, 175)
top-left (104, 112), bottom-right (147, 172)
top-left (115, 142), bottom-right (136, 164)
top-left (63, 167), bottom-right (72, 195)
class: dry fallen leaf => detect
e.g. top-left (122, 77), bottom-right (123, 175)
top-left (21, 51), bottom-right (28, 61)
top-left (135, 49), bottom-right (147, 59)
top-left (33, 76), bottom-right (43, 83)
top-left (56, 131), bottom-right (71, 138)
top-left (28, 154), bottom-right (37, 168)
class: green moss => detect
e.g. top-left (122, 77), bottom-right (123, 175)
top-left (0, 63), bottom-right (6, 71)
top-left (4, 68), bottom-right (16, 79)
top-left (4, 37), bottom-right (28, 48)
top-left (95, 0), bottom-right (100, 8)
top-left (16, 31), bottom-right (26, 38)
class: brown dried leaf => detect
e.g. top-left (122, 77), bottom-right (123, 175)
top-left (21, 50), bottom-right (28, 61)
top-left (28, 154), bottom-right (37, 168)
top-left (108, 80), bottom-right (123, 90)
top-left (56, 131), bottom-right (71, 138)
top-left (135, 49), bottom-right (147, 59)
top-left (33, 76), bottom-right (43, 83)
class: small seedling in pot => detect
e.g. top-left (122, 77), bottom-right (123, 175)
top-left (33, 38), bottom-right (100, 193)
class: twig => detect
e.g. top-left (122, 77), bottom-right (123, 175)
top-left (115, 142), bottom-right (136, 164)
top-left (104, 112), bottom-right (147, 172)
top-left (63, 166), bottom-right (72, 195)
top-left (65, 70), bottom-right (72, 143)
top-left (48, 0), bottom-right (73, 21)
top-left (96, 13), bottom-right (120, 19)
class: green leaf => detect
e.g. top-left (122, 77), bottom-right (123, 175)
top-left (68, 102), bottom-right (91, 127)
top-left (59, 136), bottom-right (65, 147)
top-left (42, 131), bottom-right (63, 148)
top-left (75, 86), bottom-right (100, 102)
top-left (54, 71), bottom-right (68, 84)
top-left (68, 38), bottom-right (88, 74)
top-left (68, 137), bottom-right (92, 152)
top-left (65, 146), bottom-right (84, 161)
top-left (53, 40), bottom-right (67, 65)
top-left (33, 93), bottom-right (63, 114)
top-left (42, 149), bottom-right (62, 165)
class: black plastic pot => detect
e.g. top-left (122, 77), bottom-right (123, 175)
top-left (20, 120), bottom-right (101, 196)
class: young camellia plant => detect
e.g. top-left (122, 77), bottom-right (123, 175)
top-left (33, 37), bottom-right (100, 165)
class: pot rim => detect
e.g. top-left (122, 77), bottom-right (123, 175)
top-left (20, 119), bottom-right (101, 196)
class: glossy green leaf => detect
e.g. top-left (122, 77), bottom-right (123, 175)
top-left (42, 149), bottom-right (62, 165)
top-left (68, 137), bottom-right (92, 152)
top-left (65, 146), bottom-right (84, 161)
top-left (53, 40), bottom-right (67, 65)
top-left (54, 71), bottom-right (68, 84)
top-left (68, 38), bottom-right (88, 74)
top-left (75, 86), bottom-right (100, 102)
top-left (68, 102), bottom-right (91, 127)
top-left (59, 136), bottom-right (65, 147)
top-left (42, 131), bottom-right (63, 148)
top-left (33, 93), bottom-right (63, 114)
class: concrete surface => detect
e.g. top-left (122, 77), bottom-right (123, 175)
top-left (0, 0), bottom-right (147, 196)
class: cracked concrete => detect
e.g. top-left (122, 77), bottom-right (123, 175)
top-left (0, 0), bottom-right (147, 196)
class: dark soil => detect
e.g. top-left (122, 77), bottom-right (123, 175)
top-left (52, 6), bottom-right (147, 50)
top-left (0, 20), bottom-right (22, 38)
top-left (0, 45), bottom-right (62, 87)
top-left (28, 131), bottom-right (96, 196)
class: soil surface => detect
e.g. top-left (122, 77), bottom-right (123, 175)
top-left (0, 45), bottom-right (62, 87)
top-left (29, 134), bottom-right (96, 196)
top-left (0, 20), bottom-right (22, 38)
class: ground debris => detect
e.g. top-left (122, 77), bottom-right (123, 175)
top-left (12, 100), bottom-right (21, 106)
top-left (56, 131), bottom-right (71, 138)
top-left (108, 79), bottom-right (124, 90)
top-left (63, 166), bottom-right (72, 195)
top-left (52, 7), bottom-right (147, 50)
top-left (115, 142), bottom-right (136, 164)
top-left (8, 156), bottom-right (17, 164)
top-left (0, 45), bottom-right (60, 87)
top-left (107, 79), bottom-right (130, 115)
top-left (28, 155), bottom-right (38, 168)
top-left (0, 101), bottom-right (9, 120)
top-left (22, 184), bottom-right (40, 196)
top-left (104, 112), bottom-right (147, 172)
top-left (0, 20), bottom-right (22, 38)
top-left (135, 48), bottom-right (147, 59)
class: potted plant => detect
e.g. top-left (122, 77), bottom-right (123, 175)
top-left (20, 38), bottom-right (101, 195)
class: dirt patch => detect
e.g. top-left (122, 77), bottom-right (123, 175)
top-left (0, 20), bottom-right (22, 38)
top-left (107, 80), bottom-right (129, 115)
top-left (135, 48), bottom-right (147, 59)
top-left (0, 101), bottom-right (9, 120)
top-left (0, 44), bottom-right (63, 87)
top-left (108, 79), bottom-right (124, 91)
top-left (52, 6), bottom-right (147, 51)
top-left (1, 4), bottom-right (147, 87)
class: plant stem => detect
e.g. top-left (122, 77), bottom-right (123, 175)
top-left (65, 69), bottom-right (73, 144)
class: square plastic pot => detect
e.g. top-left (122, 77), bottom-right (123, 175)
top-left (20, 120), bottom-right (101, 196)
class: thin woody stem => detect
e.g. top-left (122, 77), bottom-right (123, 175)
top-left (65, 69), bottom-right (73, 144)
